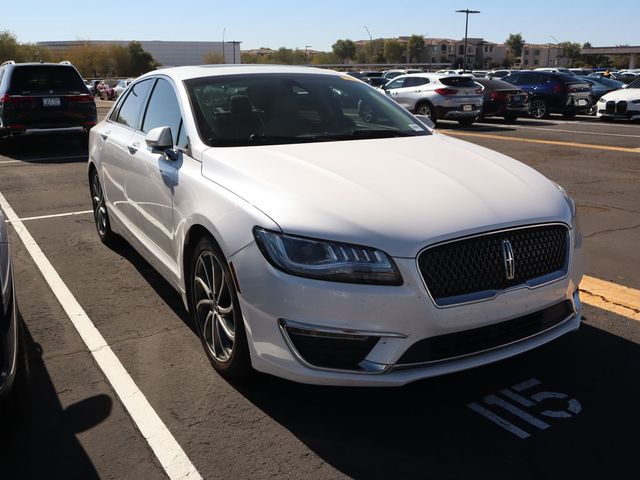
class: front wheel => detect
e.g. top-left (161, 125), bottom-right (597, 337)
top-left (190, 237), bottom-right (251, 379)
top-left (530, 98), bottom-right (548, 119)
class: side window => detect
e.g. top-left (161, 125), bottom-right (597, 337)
top-left (404, 77), bottom-right (429, 87)
top-left (115, 79), bottom-right (152, 129)
top-left (387, 78), bottom-right (406, 89)
top-left (141, 78), bottom-right (183, 144)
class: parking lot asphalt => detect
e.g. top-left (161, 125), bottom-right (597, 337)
top-left (0, 109), bottom-right (639, 479)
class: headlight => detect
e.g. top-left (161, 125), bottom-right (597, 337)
top-left (554, 183), bottom-right (582, 248)
top-left (253, 228), bottom-right (403, 285)
top-left (598, 97), bottom-right (607, 103)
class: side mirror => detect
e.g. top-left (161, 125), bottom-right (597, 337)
top-left (146, 126), bottom-right (173, 151)
top-left (414, 114), bottom-right (435, 129)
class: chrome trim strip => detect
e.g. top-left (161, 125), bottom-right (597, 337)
top-left (415, 222), bottom-right (572, 309)
top-left (277, 319), bottom-right (399, 375)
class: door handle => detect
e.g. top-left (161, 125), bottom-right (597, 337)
top-left (100, 130), bottom-right (111, 140)
top-left (127, 142), bottom-right (140, 155)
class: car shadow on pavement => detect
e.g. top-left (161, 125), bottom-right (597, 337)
top-left (232, 313), bottom-right (640, 479)
top-left (0, 133), bottom-right (88, 162)
top-left (0, 313), bottom-right (111, 480)
top-left (105, 237), bottom-right (197, 335)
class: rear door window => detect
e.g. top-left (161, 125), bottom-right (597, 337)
top-left (404, 77), bottom-right (429, 87)
top-left (115, 79), bottom-right (153, 129)
top-left (8, 65), bottom-right (86, 94)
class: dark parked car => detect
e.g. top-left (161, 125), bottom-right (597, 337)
top-left (502, 71), bottom-right (592, 119)
top-left (0, 207), bottom-right (28, 413)
top-left (0, 61), bottom-right (96, 140)
top-left (474, 77), bottom-right (529, 121)
top-left (362, 76), bottom-right (388, 88)
top-left (578, 76), bottom-right (625, 115)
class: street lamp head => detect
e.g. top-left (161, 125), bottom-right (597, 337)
top-left (455, 9), bottom-right (481, 13)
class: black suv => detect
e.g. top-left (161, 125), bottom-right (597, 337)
top-left (502, 71), bottom-right (592, 119)
top-left (0, 61), bottom-right (96, 140)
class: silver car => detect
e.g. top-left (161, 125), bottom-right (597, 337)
top-left (381, 73), bottom-right (483, 126)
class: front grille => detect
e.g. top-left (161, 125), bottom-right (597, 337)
top-left (616, 101), bottom-right (628, 114)
top-left (606, 101), bottom-right (615, 114)
top-left (418, 224), bottom-right (568, 305)
top-left (397, 300), bottom-right (574, 365)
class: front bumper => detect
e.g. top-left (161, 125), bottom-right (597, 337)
top-left (231, 232), bottom-right (583, 386)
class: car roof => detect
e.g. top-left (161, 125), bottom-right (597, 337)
top-left (143, 65), bottom-right (342, 81)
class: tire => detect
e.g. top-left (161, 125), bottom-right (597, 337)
top-left (458, 117), bottom-right (476, 127)
top-left (189, 236), bottom-right (251, 379)
top-left (1, 320), bottom-right (30, 415)
top-left (415, 102), bottom-right (436, 125)
top-left (503, 113), bottom-right (518, 122)
top-left (530, 98), bottom-right (549, 119)
top-left (89, 168), bottom-right (116, 245)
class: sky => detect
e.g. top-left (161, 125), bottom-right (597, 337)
top-left (3, 0), bottom-right (639, 51)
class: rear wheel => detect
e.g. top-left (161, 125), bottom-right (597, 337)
top-left (415, 102), bottom-right (436, 125)
top-left (90, 168), bottom-right (115, 245)
top-left (530, 98), bottom-right (548, 119)
top-left (190, 236), bottom-right (251, 379)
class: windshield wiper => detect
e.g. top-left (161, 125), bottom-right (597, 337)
top-left (312, 129), bottom-right (419, 140)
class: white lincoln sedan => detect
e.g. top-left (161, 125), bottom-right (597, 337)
top-left (88, 65), bottom-right (583, 386)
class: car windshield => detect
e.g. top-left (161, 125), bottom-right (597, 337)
top-left (627, 77), bottom-right (640, 89)
top-left (185, 73), bottom-right (430, 147)
top-left (439, 76), bottom-right (478, 88)
top-left (9, 65), bottom-right (86, 94)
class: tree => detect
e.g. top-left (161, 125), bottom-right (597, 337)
top-left (127, 41), bottom-right (158, 75)
top-left (0, 31), bottom-right (21, 63)
top-left (505, 33), bottom-right (525, 58)
top-left (383, 39), bottom-right (404, 63)
top-left (204, 52), bottom-right (224, 64)
top-left (558, 41), bottom-right (582, 66)
top-left (407, 35), bottom-right (425, 63)
top-left (332, 39), bottom-right (356, 63)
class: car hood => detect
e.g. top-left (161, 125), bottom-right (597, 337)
top-left (601, 88), bottom-right (640, 101)
top-left (201, 134), bottom-right (571, 257)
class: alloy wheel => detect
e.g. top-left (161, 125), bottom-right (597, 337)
top-left (193, 251), bottom-right (236, 363)
top-left (531, 99), bottom-right (547, 119)
top-left (91, 172), bottom-right (108, 237)
top-left (417, 104), bottom-right (432, 118)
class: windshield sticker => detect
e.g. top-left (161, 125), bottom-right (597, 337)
top-left (408, 123), bottom-right (424, 131)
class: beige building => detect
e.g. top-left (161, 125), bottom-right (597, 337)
top-left (519, 44), bottom-right (569, 69)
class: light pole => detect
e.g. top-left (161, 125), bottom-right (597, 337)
top-left (222, 27), bottom-right (226, 63)
top-left (364, 25), bottom-right (373, 64)
top-left (455, 9), bottom-right (480, 71)
top-left (549, 35), bottom-right (559, 67)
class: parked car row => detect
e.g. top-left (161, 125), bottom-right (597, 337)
top-left (354, 67), bottom-right (638, 124)
top-left (82, 78), bottom-right (135, 100)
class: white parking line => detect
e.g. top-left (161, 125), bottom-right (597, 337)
top-left (7, 210), bottom-right (93, 223)
top-left (0, 160), bottom-right (21, 165)
top-left (0, 191), bottom-right (202, 480)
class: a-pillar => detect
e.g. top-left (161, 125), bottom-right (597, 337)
top-left (630, 53), bottom-right (637, 69)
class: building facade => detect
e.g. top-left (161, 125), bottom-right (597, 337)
top-left (37, 40), bottom-right (242, 66)
top-left (519, 44), bottom-right (569, 69)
